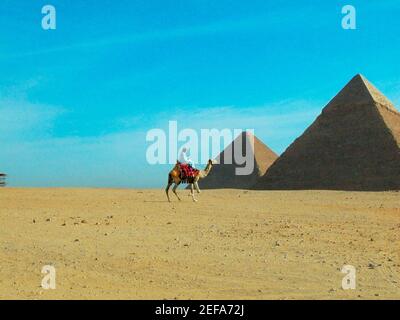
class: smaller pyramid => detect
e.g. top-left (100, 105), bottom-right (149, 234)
top-left (198, 132), bottom-right (278, 189)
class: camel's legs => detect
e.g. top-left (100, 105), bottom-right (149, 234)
top-left (190, 183), bottom-right (197, 202)
top-left (172, 182), bottom-right (181, 201)
top-left (165, 183), bottom-right (172, 202)
top-left (194, 181), bottom-right (201, 194)
top-left (165, 174), bottom-right (173, 202)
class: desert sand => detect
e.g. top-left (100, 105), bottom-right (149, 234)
top-left (0, 188), bottom-right (399, 300)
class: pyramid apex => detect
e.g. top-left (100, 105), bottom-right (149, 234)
top-left (353, 73), bottom-right (368, 83)
top-left (324, 74), bottom-right (397, 112)
top-left (243, 131), bottom-right (255, 137)
top-left (237, 130), bottom-right (253, 135)
top-left (358, 75), bottom-right (397, 111)
top-left (234, 131), bottom-right (255, 141)
top-left (349, 73), bottom-right (370, 85)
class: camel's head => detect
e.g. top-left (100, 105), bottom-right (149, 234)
top-left (197, 159), bottom-right (215, 178)
top-left (206, 159), bottom-right (217, 170)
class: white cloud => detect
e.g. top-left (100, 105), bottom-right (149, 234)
top-left (0, 92), bottom-right (321, 187)
top-left (147, 99), bottom-right (321, 155)
top-left (0, 98), bottom-right (63, 141)
top-left (0, 98), bottom-right (149, 187)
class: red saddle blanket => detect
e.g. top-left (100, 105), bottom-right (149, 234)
top-left (179, 163), bottom-right (199, 179)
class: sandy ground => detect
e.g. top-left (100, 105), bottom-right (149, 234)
top-left (0, 188), bottom-right (399, 300)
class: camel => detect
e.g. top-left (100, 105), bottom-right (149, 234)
top-left (166, 159), bottom-right (214, 202)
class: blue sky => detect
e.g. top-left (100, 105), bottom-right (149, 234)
top-left (1, 0), bottom-right (400, 187)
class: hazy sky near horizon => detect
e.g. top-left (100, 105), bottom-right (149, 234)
top-left (1, 0), bottom-right (400, 187)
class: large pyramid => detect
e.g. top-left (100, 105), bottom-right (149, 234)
top-left (198, 131), bottom-right (278, 189)
top-left (254, 74), bottom-right (400, 191)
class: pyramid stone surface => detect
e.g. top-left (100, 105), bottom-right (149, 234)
top-left (199, 132), bottom-right (278, 189)
top-left (253, 74), bottom-right (400, 191)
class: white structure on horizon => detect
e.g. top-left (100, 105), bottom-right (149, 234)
top-left (0, 173), bottom-right (6, 187)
